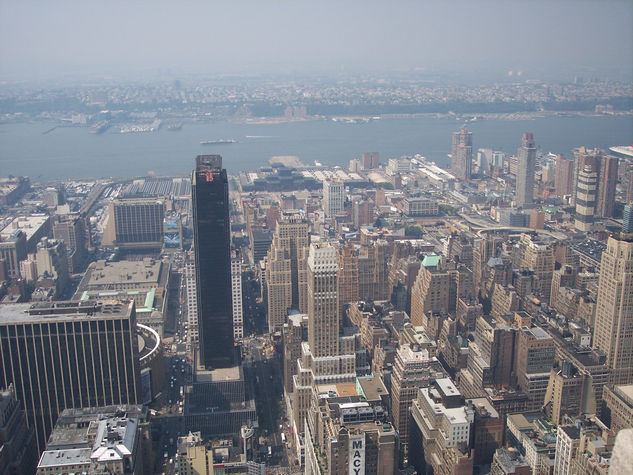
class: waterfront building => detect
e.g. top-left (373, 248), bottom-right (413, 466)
top-left (515, 133), bottom-right (536, 208)
top-left (362, 152), bottom-right (379, 170)
top-left (192, 155), bottom-right (235, 369)
top-left (451, 128), bottom-right (473, 181)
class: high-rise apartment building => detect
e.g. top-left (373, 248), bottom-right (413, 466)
top-left (597, 154), bottom-right (619, 218)
top-left (593, 233), bottom-right (633, 385)
top-left (516, 133), bottom-right (536, 208)
top-left (362, 152), bottom-right (380, 170)
top-left (322, 179), bottom-right (344, 218)
top-left (192, 155), bottom-right (235, 369)
top-left (102, 198), bottom-right (165, 249)
top-left (265, 214), bottom-right (309, 332)
top-left (53, 213), bottom-right (88, 273)
top-left (0, 300), bottom-right (140, 453)
top-left (231, 250), bottom-right (244, 340)
top-left (451, 128), bottom-right (473, 181)
top-left (554, 154), bottom-right (574, 199)
top-left (574, 165), bottom-right (598, 231)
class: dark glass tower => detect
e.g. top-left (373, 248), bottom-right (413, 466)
top-left (192, 155), bottom-right (235, 369)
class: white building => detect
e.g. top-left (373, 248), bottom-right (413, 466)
top-left (184, 251), bottom-right (199, 345)
top-left (231, 250), bottom-right (244, 339)
top-left (323, 180), bottom-right (345, 218)
top-left (554, 425), bottom-right (580, 475)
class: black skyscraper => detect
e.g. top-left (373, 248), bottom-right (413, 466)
top-left (192, 155), bottom-right (235, 369)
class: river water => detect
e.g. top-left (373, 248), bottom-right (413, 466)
top-left (0, 115), bottom-right (631, 180)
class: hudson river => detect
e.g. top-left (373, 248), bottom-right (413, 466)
top-left (0, 115), bottom-right (631, 180)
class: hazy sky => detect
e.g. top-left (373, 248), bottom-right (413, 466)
top-left (1, 0), bottom-right (632, 81)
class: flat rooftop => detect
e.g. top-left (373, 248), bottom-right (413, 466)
top-left (77, 258), bottom-right (164, 290)
top-left (523, 326), bottom-right (552, 340)
top-left (0, 300), bottom-right (134, 325)
top-left (0, 214), bottom-right (49, 241)
top-left (356, 375), bottom-right (388, 402)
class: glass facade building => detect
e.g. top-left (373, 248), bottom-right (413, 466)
top-left (192, 155), bottom-right (235, 369)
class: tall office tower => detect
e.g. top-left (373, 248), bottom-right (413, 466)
top-left (391, 345), bottom-right (443, 459)
top-left (593, 233), bottom-right (633, 385)
top-left (192, 155), bottom-right (234, 369)
top-left (53, 213), bottom-right (88, 273)
top-left (0, 300), bottom-right (140, 453)
top-left (231, 250), bottom-right (244, 340)
top-left (574, 165), bottom-right (598, 232)
top-left (358, 241), bottom-right (389, 301)
top-left (322, 179), bottom-right (344, 218)
top-left (308, 243), bottom-right (340, 358)
top-left (451, 128), bottom-right (473, 181)
top-left (0, 384), bottom-right (38, 474)
top-left (516, 133), bottom-right (537, 208)
top-left (409, 379), bottom-right (475, 475)
top-left (514, 326), bottom-right (555, 411)
top-left (184, 250), bottom-right (199, 345)
top-left (282, 314), bottom-right (308, 395)
top-left (554, 154), bottom-right (574, 199)
top-left (337, 244), bottom-right (359, 318)
top-left (0, 229), bottom-right (27, 278)
top-left (623, 204), bottom-right (633, 232)
top-left (460, 315), bottom-right (517, 398)
top-left (409, 256), bottom-right (451, 337)
top-left (597, 154), bottom-right (619, 218)
top-left (102, 198), bottom-right (165, 250)
top-left (362, 152), bottom-right (380, 170)
top-left (265, 214), bottom-right (309, 332)
top-left (516, 233), bottom-right (555, 303)
top-left (291, 243), bottom-right (356, 437)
